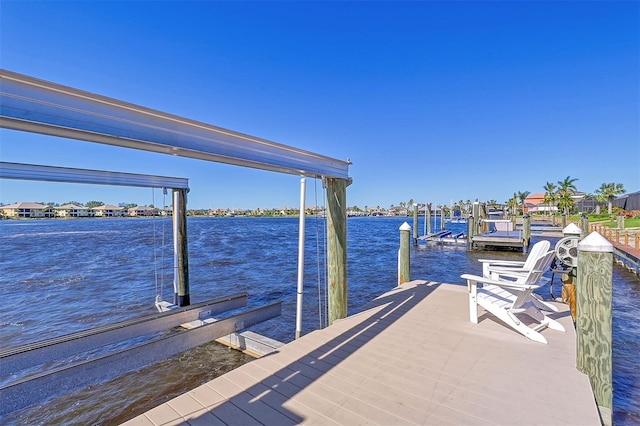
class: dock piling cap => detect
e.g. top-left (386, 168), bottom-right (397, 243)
top-left (563, 223), bottom-right (582, 237)
top-left (578, 231), bottom-right (613, 253)
top-left (400, 222), bottom-right (411, 231)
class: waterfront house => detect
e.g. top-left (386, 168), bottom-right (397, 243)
top-left (54, 203), bottom-right (91, 218)
top-left (1, 202), bottom-right (55, 218)
top-left (92, 205), bottom-right (125, 217)
top-left (128, 205), bottom-right (157, 217)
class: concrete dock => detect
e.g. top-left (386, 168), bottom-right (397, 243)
top-left (123, 281), bottom-right (601, 425)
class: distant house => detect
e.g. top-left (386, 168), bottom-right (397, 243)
top-left (128, 205), bottom-right (157, 217)
top-left (1, 202), bottom-right (55, 218)
top-left (523, 193), bottom-right (546, 213)
top-left (55, 203), bottom-right (90, 218)
top-left (93, 204), bottom-right (125, 217)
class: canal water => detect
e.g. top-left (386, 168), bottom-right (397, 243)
top-left (1, 216), bottom-right (638, 424)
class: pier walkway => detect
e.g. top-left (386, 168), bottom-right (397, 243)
top-left (123, 281), bottom-right (600, 425)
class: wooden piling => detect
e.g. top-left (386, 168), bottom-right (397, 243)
top-left (467, 215), bottom-right (475, 249)
top-left (576, 232), bottom-right (613, 426)
top-left (173, 188), bottom-right (190, 306)
top-left (326, 178), bottom-right (348, 325)
top-left (398, 222), bottom-right (411, 285)
top-left (522, 214), bottom-right (531, 248)
top-left (581, 215), bottom-right (589, 239)
top-left (413, 203), bottom-right (418, 244)
top-left (426, 203), bottom-right (432, 235)
top-left (616, 214), bottom-right (625, 230)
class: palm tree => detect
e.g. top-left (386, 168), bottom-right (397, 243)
top-left (557, 176), bottom-right (578, 216)
top-left (507, 193), bottom-right (519, 216)
top-left (517, 191), bottom-right (531, 215)
top-left (542, 181), bottom-right (557, 218)
top-left (595, 182), bottom-right (626, 214)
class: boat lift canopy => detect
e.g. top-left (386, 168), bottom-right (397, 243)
top-left (0, 161), bottom-right (189, 189)
top-left (0, 69), bottom-right (350, 179)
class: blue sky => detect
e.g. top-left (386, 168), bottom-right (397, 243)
top-left (1, 1), bottom-right (638, 210)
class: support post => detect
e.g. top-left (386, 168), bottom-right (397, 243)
top-left (562, 213), bottom-right (567, 228)
top-left (326, 178), bottom-right (348, 325)
top-left (172, 188), bottom-right (189, 307)
top-left (295, 178), bottom-right (306, 339)
top-left (467, 215), bottom-right (475, 249)
top-left (576, 232), bottom-right (613, 426)
top-left (398, 222), bottom-right (411, 285)
top-left (426, 203), bottom-right (432, 235)
top-left (616, 214), bottom-right (625, 230)
top-left (412, 203), bottom-right (418, 245)
top-left (522, 214), bottom-right (531, 249)
top-left (581, 214), bottom-right (589, 239)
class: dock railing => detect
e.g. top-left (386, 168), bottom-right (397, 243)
top-left (588, 222), bottom-right (640, 251)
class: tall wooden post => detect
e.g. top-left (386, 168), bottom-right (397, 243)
top-left (412, 203), bottom-right (418, 244)
top-left (398, 222), bottom-right (411, 285)
top-left (562, 213), bottom-right (567, 228)
top-left (426, 203), bottom-right (432, 235)
top-left (616, 214), bottom-right (625, 230)
top-left (467, 215), bottom-right (475, 249)
top-left (581, 215), bottom-right (589, 239)
top-left (173, 188), bottom-right (189, 306)
top-left (326, 178), bottom-right (348, 325)
top-left (576, 232), bottom-right (613, 426)
top-left (522, 214), bottom-right (531, 249)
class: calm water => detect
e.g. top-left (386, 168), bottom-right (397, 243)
top-left (0, 217), bottom-right (638, 425)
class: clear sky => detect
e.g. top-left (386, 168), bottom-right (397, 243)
top-left (1, 1), bottom-right (638, 210)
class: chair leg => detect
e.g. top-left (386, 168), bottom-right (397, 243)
top-left (468, 280), bottom-right (478, 324)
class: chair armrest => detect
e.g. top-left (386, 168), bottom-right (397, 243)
top-left (478, 259), bottom-right (526, 266)
top-left (460, 273), bottom-right (538, 290)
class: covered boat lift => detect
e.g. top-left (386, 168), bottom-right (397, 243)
top-left (0, 68), bottom-right (351, 414)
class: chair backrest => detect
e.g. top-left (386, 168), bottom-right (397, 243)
top-left (519, 250), bottom-right (555, 285)
top-left (522, 240), bottom-right (551, 270)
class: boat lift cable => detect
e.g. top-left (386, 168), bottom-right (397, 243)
top-left (323, 182), bottom-right (329, 329)
top-left (153, 187), bottom-right (160, 305)
top-left (314, 177), bottom-right (324, 329)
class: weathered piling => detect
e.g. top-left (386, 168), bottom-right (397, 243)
top-left (576, 231), bottom-right (613, 426)
top-left (398, 222), bottom-right (411, 285)
top-left (522, 214), bottom-right (531, 248)
top-left (326, 178), bottom-right (348, 325)
top-left (426, 203), bottom-right (432, 235)
top-left (173, 188), bottom-right (190, 306)
top-left (616, 214), bottom-right (625, 230)
top-left (467, 215), bottom-right (475, 249)
top-left (562, 213), bottom-right (567, 228)
top-left (413, 203), bottom-right (418, 244)
top-left (581, 214), bottom-right (589, 239)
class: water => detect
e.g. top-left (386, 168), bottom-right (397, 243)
top-left (0, 217), bottom-right (638, 424)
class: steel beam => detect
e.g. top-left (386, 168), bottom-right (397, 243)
top-left (0, 161), bottom-right (189, 189)
top-left (0, 69), bottom-right (350, 179)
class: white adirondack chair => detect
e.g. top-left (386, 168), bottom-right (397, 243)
top-left (477, 240), bottom-right (557, 313)
top-left (478, 240), bottom-right (550, 279)
top-left (461, 249), bottom-right (565, 344)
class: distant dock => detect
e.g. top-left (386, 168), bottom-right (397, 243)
top-left (123, 281), bottom-right (600, 425)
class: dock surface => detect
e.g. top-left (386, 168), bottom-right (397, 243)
top-left (123, 281), bottom-right (600, 425)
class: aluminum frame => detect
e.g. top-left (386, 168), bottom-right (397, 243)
top-left (0, 161), bottom-right (189, 189)
top-left (0, 69), bottom-right (350, 179)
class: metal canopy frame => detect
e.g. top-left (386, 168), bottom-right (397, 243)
top-left (0, 161), bottom-right (189, 189)
top-left (0, 69), bottom-right (351, 179)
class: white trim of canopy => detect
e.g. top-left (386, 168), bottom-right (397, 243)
top-left (0, 69), bottom-right (351, 179)
top-left (0, 161), bottom-right (189, 189)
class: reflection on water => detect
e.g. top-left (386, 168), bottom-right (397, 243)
top-left (0, 217), bottom-right (638, 425)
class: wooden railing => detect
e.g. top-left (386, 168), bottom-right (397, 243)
top-left (589, 223), bottom-right (639, 250)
